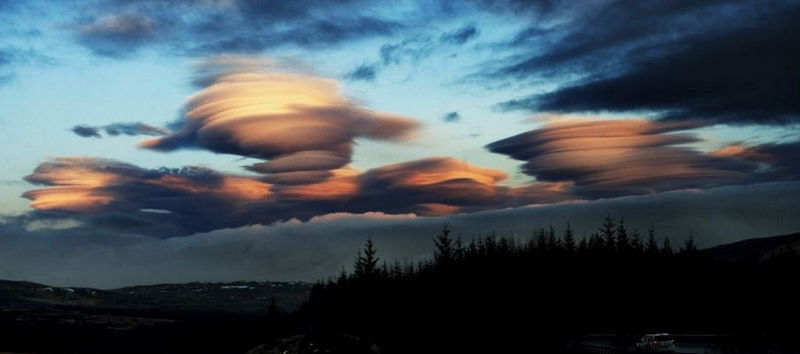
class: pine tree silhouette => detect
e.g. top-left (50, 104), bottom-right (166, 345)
top-left (616, 216), bottom-right (630, 254)
top-left (630, 228), bottom-right (644, 253)
top-left (681, 231), bottom-right (698, 253)
top-left (600, 214), bottom-right (616, 252)
top-left (661, 237), bottom-right (673, 255)
top-left (434, 224), bottom-right (454, 267)
top-left (646, 225), bottom-right (659, 254)
top-left (353, 238), bottom-right (379, 279)
top-left (563, 222), bottom-right (576, 253)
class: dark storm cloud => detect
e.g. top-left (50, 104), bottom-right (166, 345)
top-left (491, 0), bottom-right (800, 125)
top-left (442, 111), bottom-right (461, 123)
top-left (71, 123), bottom-right (168, 138)
top-left (486, 119), bottom-right (758, 199)
top-left (68, 0), bottom-right (401, 57)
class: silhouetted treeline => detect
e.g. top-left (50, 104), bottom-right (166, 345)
top-left (300, 216), bottom-right (800, 354)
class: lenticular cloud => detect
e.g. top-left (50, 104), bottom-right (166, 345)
top-left (140, 61), bottom-right (420, 183)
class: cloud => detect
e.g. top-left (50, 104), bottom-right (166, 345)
top-left (442, 111), bottom-right (461, 123)
top-left (358, 157), bottom-right (510, 212)
top-left (67, 0), bottom-right (401, 57)
top-left (71, 126), bottom-right (101, 138)
top-left (490, 1), bottom-right (800, 125)
top-left (0, 49), bottom-right (10, 66)
top-left (71, 123), bottom-right (169, 138)
top-left (22, 157), bottom-right (273, 236)
top-left (74, 13), bottom-right (158, 57)
top-left (344, 63), bottom-right (377, 82)
top-left (3, 181), bottom-right (799, 288)
top-left (487, 118), bottom-right (758, 198)
top-left (439, 24), bottom-right (478, 45)
top-left (0, 48), bottom-right (16, 85)
top-left (345, 22), bottom-right (482, 81)
top-left (140, 59), bottom-right (420, 180)
top-left (20, 154), bottom-right (573, 238)
top-left (710, 140), bottom-right (800, 183)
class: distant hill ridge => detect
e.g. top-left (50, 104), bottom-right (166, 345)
top-left (701, 231), bottom-right (800, 263)
top-left (0, 279), bottom-right (312, 314)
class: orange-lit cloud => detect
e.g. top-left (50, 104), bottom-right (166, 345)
top-left (22, 155), bottom-right (573, 237)
top-left (359, 157), bottom-right (511, 213)
top-left (487, 118), bottom-right (754, 197)
top-left (141, 61), bottom-right (420, 184)
top-left (22, 158), bottom-right (275, 235)
top-left (276, 168), bottom-right (360, 202)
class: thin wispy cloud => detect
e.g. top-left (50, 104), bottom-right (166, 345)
top-left (66, 0), bottom-right (402, 57)
top-left (442, 111), bottom-right (461, 123)
top-left (71, 123), bottom-right (168, 138)
top-left (74, 13), bottom-right (158, 58)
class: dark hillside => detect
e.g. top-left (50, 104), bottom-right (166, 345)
top-left (703, 232), bottom-right (800, 264)
top-left (0, 280), bottom-right (311, 354)
top-left (299, 223), bottom-right (800, 354)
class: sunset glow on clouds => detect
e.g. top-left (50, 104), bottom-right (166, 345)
top-left (141, 62), bottom-right (420, 178)
top-left (488, 119), bottom-right (757, 197)
top-left (18, 61), bottom-right (800, 237)
top-left (1, 0), bottom-right (799, 287)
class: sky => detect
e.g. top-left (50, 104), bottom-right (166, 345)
top-left (0, 0), bottom-right (799, 289)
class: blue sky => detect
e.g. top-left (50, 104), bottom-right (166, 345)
top-left (1, 0), bottom-right (798, 288)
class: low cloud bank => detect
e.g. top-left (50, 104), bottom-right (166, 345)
top-left (3, 182), bottom-right (798, 289)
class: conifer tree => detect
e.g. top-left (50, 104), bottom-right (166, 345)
top-left (578, 237), bottom-right (588, 254)
top-left (434, 224), bottom-right (454, 266)
top-left (600, 215), bottom-right (616, 252)
top-left (661, 237), bottom-right (673, 255)
top-left (354, 238), bottom-right (379, 278)
top-left (547, 224), bottom-right (560, 251)
top-left (536, 227), bottom-right (548, 253)
top-left (588, 232), bottom-right (603, 252)
top-left (391, 261), bottom-right (404, 280)
top-left (646, 225), bottom-right (659, 254)
top-left (563, 222), bottom-right (576, 253)
top-left (630, 228), bottom-right (644, 253)
top-left (681, 231), bottom-right (698, 253)
top-left (616, 216), bottom-right (630, 254)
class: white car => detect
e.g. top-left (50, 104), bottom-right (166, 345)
top-left (635, 333), bottom-right (676, 352)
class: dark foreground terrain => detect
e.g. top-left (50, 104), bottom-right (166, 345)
top-left (1, 226), bottom-right (799, 354)
top-left (0, 280), bottom-right (310, 354)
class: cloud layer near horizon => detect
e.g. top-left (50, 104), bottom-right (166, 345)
top-left (5, 181), bottom-right (800, 289)
top-left (22, 156), bottom-right (564, 237)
